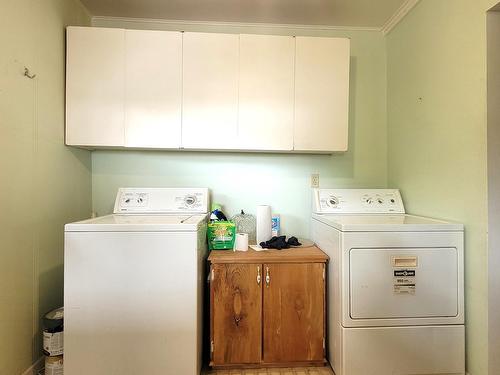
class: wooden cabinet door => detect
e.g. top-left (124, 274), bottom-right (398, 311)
top-left (66, 27), bottom-right (125, 147)
top-left (263, 263), bottom-right (325, 363)
top-left (238, 34), bottom-right (295, 151)
top-left (211, 264), bottom-right (262, 365)
top-left (182, 32), bottom-right (239, 150)
top-left (294, 37), bottom-right (350, 152)
top-left (125, 30), bottom-right (182, 148)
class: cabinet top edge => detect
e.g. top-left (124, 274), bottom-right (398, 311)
top-left (208, 245), bottom-right (328, 263)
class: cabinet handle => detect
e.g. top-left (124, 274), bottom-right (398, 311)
top-left (257, 266), bottom-right (261, 285)
top-left (265, 267), bottom-right (270, 288)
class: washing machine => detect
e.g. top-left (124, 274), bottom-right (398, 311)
top-left (64, 187), bottom-right (209, 375)
top-left (311, 189), bottom-right (464, 375)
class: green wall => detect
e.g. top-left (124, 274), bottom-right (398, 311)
top-left (0, 0), bottom-right (92, 373)
top-left (92, 26), bottom-right (388, 236)
top-left (1, 1), bottom-right (490, 374)
top-left (386, 1), bottom-right (498, 374)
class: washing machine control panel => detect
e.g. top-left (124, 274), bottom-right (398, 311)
top-left (114, 188), bottom-right (209, 214)
top-left (313, 189), bottom-right (405, 214)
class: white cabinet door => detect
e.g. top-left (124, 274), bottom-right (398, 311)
top-left (66, 27), bottom-right (125, 147)
top-left (238, 34), bottom-right (294, 151)
top-left (125, 30), bottom-right (182, 149)
top-left (294, 37), bottom-right (350, 152)
top-left (182, 32), bottom-right (239, 150)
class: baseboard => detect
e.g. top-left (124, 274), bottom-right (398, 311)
top-left (21, 357), bottom-right (44, 375)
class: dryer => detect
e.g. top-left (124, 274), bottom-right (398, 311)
top-left (64, 188), bottom-right (209, 375)
top-left (311, 189), bottom-right (464, 375)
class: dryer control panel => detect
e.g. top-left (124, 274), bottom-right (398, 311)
top-left (313, 189), bottom-right (405, 214)
top-left (113, 188), bottom-right (209, 214)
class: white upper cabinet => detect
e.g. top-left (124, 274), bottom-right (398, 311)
top-left (65, 27), bottom-right (350, 153)
top-left (182, 32), bottom-right (239, 150)
top-left (66, 27), bottom-right (125, 147)
top-left (238, 34), bottom-right (295, 151)
top-left (294, 37), bottom-right (350, 152)
top-left (125, 30), bottom-right (182, 149)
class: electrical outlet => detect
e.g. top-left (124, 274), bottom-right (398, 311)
top-left (311, 173), bottom-right (320, 188)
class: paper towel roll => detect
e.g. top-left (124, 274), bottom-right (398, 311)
top-left (235, 233), bottom-right (249, 251)
top-left (256, 205), bottom-right (272, 246)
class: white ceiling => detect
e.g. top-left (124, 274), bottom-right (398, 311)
top-left (81, 0), bottom-right (408, 28)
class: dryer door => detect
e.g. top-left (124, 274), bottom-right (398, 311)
top-left (349, 248), bottom-right (458, 319)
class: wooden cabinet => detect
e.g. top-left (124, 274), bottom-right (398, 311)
top-left (66, 27), bottom-right (125, 147)
top-left (238, 34), bottom-right (295, 151)
top-left (208, 247), bottom-right (328, 368)
top-left (294, 36), bottom-right (350, 152)
top-left (125, 30), bottom-right (182, 148)
top-left (182, 32), bottom-right (239, 150)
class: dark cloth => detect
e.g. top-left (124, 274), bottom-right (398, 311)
top-left (259, 236), bottom-right (302, 250)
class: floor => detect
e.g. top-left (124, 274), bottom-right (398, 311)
top-left (203, 366), bottom-right (334, 375)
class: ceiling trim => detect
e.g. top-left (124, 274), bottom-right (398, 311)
top-left (91, 16), bottom-right (380, 32)
top-left (91, 1), bottom-right (420, 35)
top-left (381, 0), bottom-right (420, 35)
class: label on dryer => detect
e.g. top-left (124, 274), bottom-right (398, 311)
top-left (393, 269), bottom-right (416, 295)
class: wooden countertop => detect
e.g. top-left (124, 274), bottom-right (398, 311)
top-left (208, 245), bottom-right (328, 264)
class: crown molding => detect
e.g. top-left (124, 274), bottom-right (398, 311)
top-left (91, 16), bottom-right (380, 33)
top-left (77, 0), bottom-right (92, 22)
top-left (381, 0), bottom-right (421, 35)
top-left (92, 1), bottom-right (420, 35)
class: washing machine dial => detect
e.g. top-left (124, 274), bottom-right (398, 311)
top-left (326, 196), bottom-right (339, 208)
top-left (184, 195), bottom-right (197, 207)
